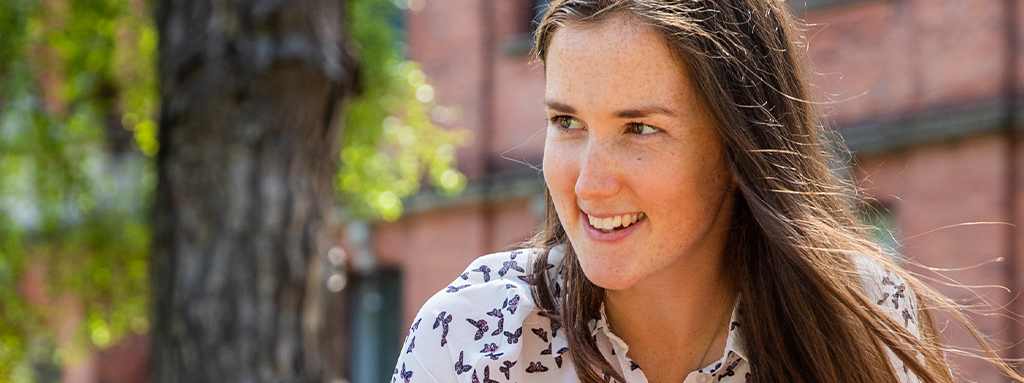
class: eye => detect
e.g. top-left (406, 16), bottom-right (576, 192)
top-left (627, 123), bottom-right (660, 135)
top-left (550, 116), bottom-right (582, 131)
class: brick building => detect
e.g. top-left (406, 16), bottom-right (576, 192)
top-left (346, 0), bottom-right (1024, 382)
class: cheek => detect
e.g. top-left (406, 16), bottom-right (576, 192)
top-left (642, 148), bottom-right (731, 218)
top-left (543, 140), bottom-right (580, 216)
top-left (694, 147), bottom-right (734, 198)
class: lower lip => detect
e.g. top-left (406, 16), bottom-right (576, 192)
top-left (580, 211), bottom-right (644, 243)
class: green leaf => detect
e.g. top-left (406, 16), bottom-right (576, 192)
top-left (0, 0), bottom-right (468, 378)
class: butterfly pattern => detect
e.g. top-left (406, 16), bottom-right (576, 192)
top-left (399, 363), bottom-right (413, 383)
top-left (433, 311), bottom-right (452, 347)
top-left (473, 265), bottom-right (492, 282)
top-left (466, 318), bottom-right (489, 341)
top-left (487, 308), bottom-right (504, 336)
top-left (498, 260), bottom-right (524, 277)
top-left (391, 248), bottom-right (920, 383)
top-left (875, 272), bottom-right (917, 329)
top-left (499, 360), bottom-right (516, 380)
top-left (506, 295), bottom-right (520, 315)
top-left (554, 346), bottom-right (568, 368)
top-left (526, 361), bottom-right (549, 373)
top-left (405, 336), bottom-right (415, 354)
top-left (480, 342), bottom-right (504, 360)
top-left (902, 308), bottom-right (915, 327)
top-left (454, 351), bottom-right (472, 375)
top-left (539, 311), bottom-right (561, 338)
top-left (517, 274), bottom-right (535, 285)
top-left (503, 326), bottom-right (522, 345)
top-left (532, 327), bottom-right (549, 342)
top-left (471, 366), bottom-right (501, 383)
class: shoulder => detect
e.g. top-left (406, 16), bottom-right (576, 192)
top-left (853, 255), bottom-right (924, 382)
top-left (393, 248), bottom-right (569, 382)
top-left (435, 246), bottom-right (565, 304)
top-left (455, 248), bottom-right (545, 288)
top-left (853, 255), bottom-right (919, 334)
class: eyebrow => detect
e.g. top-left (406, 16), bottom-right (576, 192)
top-left (543, 99), bottom-right (678, 119)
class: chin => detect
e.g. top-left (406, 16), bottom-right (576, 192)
top-left (587, 276), bottom-right (639, 291)
top-left (576, 254), bottom-right (644, 291)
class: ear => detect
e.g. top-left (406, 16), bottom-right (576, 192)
top-left (724, 147), bottom-right (741, 187)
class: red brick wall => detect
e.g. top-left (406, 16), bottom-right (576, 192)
top-left (393, 0), bottom-right (548, 327)
top-left (96, 334), bottom-right (150, 383)
top-left (857, 134), bottom-right (1016, 381)
top-left (373, 197), bottom-right (538, 326)
top-left (406, 0), bottom-right (490, 177)
top-left (384, 0), bottom-right (1024, 380)
top-left (806, 0), bottom-right (1008, 123)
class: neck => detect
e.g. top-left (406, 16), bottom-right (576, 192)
top-left (603, 257), bottom-right (737, 383)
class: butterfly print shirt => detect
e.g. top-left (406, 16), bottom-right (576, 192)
top-left (393, 245), bottom-right (921, 383)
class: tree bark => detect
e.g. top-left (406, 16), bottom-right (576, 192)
top-left (151, 0), bottom-right (358, 380)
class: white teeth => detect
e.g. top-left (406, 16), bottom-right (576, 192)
top-left (587, 213), bottom-right (644, 231)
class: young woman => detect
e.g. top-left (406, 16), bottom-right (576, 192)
top-left (393, 1), bottom-right (1020, 382)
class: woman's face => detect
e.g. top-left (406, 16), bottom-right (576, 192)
top-left (542, 16), bottom-right (736, 291)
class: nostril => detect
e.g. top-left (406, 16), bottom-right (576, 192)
top-left (574, 145), bottom-right (622, 201)
top-left (574, 171), bottom-right (621, 201)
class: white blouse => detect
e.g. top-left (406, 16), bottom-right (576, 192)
top-left (392, 246), bottom-right (921, 383)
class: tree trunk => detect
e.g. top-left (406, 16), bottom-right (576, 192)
top-left (151, 0), bottom-right (358, 380)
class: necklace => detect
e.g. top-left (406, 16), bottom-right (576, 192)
top-left (694, 303), bottom-right (730, 373)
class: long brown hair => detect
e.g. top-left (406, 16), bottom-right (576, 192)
top-left (525, 1), bottom-right (1022, 382)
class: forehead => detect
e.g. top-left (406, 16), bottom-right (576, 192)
top-left (544, 16), bottom-right (694, 111)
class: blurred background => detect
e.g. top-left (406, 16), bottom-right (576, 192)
top-left (1, 0), bottom-right (1022, 382)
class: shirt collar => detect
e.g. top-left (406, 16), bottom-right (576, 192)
top-left (546, 244), bottom-right (748, 364)
top-left (722, 301), bottom-right (748, 361)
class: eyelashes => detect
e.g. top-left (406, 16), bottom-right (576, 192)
top-left (626, 122), bottom-right (660, 135)
top-left (548, 115), bottom-right (581, 131)
top-left (547, 115), bottom-right (662, 136)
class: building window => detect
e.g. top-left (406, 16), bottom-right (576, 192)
top-left (349, 269), bottom-right (404, 383)
top-left (532, 0), bottom-right (550, 31)
top-left (503, 0), bottom-right (551, 56)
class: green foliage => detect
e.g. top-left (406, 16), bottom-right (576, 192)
top-left (0, 0), bottom-right (155, 378)
top-left (341, 0), bottom-right (468, 221)
top-left (0, 0), bottom-right (466, 379)
top-left (0, 219), bottom-right (30, 382)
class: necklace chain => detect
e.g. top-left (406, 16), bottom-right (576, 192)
top-left (694, 304), bottom-right (730, 373)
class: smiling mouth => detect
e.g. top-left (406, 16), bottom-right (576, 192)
top-left (587, 212), bottom-right (645, 233)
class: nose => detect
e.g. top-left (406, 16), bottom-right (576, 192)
top-left (574, 140), bottom-right (621, 201)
